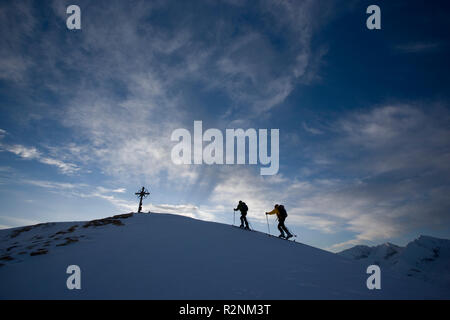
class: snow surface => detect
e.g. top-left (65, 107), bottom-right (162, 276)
top-left (339, 236), bottom-right (450, 289)
top-left (0, 213), bottom-right (449, 299)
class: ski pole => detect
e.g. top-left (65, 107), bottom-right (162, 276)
top-left (266, 213), bottom-right (271, 236)
top-left (285, 226), bottom-right (297, 237)
top-left (233, 210), bottom-right (235, 226)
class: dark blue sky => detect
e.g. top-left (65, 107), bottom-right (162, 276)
top-left (0, 0), bottom-right (449, 251)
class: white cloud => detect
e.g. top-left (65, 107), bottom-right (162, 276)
top-left (148, 203), bottom-right (217, 221)
top-left (293, 104), bottom-right (450, 249)
top-left (394, 42), bottom-right (441, 54)
top-left (4, 144), bottom-right (40, 159)
top-left (336, 105), bottom-right (450, 174)
top-left (302, 122), bottom-right (324, 135)
top-left (0, 0), bottom-right (333, 185)
top-left (0, 1), bottom-right (36, 83)
top-left (21, 179), bottom-right (90, 191)
top-left (19, 178), bottom-right (136, 212)
top-left (0, 143), bottom-right (80, 175)
top-left (0, 215), bottom-right (41, 229)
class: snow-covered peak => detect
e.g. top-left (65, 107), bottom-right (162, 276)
top-left (339, 242), bottom-right (403, 264)
top-left (338, 235), bottom-right (450, 289)
top-left (413, 235), bottom-right (450, 250)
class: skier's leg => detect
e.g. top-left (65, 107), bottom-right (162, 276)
top-left (239, 215), bottom-right (244, 228)
top-left (277, 221), bottom-right (286, 237)
top-left (280, 219), bottom-right (293, 238)
top-left (243, 215), bottom-right (249, 229)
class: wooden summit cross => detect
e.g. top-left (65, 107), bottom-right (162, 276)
top-left (135, 186), bottom-right (150, 213)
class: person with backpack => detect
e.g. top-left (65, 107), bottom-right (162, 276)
top-left (234, 200), bottom-right (250, 230)
top-left (265, 204), bottom-right (293, 239)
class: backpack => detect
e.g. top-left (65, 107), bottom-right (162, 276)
top-left (241, 202), bottom-right (248, 212)
top-left (278, 205), bottom-right (287, 219)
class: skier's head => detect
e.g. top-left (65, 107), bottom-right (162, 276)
top-left (274, 204), bottom-right (279, 208)
top-left (239, 200), bottom-right (242, 204)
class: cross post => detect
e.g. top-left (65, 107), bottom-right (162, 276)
top-left (135, 186), bottom-right (150, 213)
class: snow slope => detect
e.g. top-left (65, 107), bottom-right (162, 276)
top-left (339, 236), bottom-right (450, 289)
top-left (0, 213), bottom-right (448, 299)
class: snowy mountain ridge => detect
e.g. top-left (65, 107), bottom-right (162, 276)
top-left (1, 212), bottom-right (449, 299)
top-left (338, 235), bottom-right (450, 289)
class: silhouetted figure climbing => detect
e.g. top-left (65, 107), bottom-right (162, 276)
top-left (266, 204), bottom-right (293, 239)
top-left (234, 200), bottom-right (250, 230)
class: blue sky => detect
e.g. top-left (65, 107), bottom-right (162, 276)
top-left (0, 0), bottom-right (449, 252)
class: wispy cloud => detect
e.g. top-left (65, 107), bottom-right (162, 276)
top-left (0, 1), bottom-right (36, 83)
top-left (0, 215), bottom-right (41, 229)
top-left (288, 104), bottom-right (450, 250)
top-left (96, 187), bottom-right (126, 194)
top-left (0, 0), bottom-right (333, 187)
top-left (148, 203), bottom-right (217, 221)
top-left (0, 143), bottom-right (80, 175)
top-left (18, 178), bottom-right (135, 212)
top-left (23, 179), bottom-right (86, 190)
top-left (302, 122), bottom-right (324, 135)
top-left (394, 42), bottom-right (441, 54)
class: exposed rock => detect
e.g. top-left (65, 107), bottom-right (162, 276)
top-left (0, 255), bottom-right (14, 261)
top-left (56, 237), bottom-right (79, 247)
top-left (82, 213), bottom-right (133, 228)
top-left (30, 249), bottom-right (48, 256)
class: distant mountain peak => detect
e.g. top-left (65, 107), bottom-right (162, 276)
top-left (338, 235), bottom-right (450, 289)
